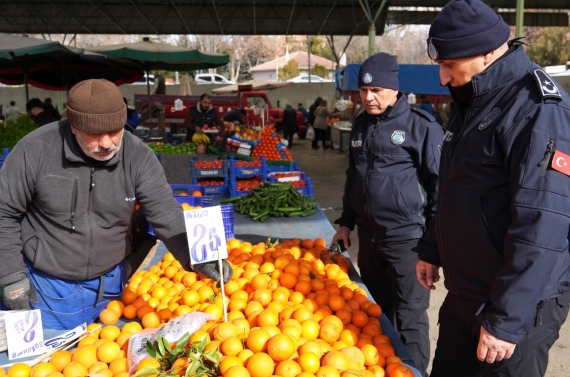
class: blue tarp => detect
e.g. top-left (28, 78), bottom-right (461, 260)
top-left (335, 63), bottom-right (450, 95)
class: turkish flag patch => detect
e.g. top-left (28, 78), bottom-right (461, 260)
top-left (551, 150), bottom-right (570, 176)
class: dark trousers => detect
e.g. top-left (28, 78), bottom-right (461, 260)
top-left (312, 128), bottom-right (327, 148)
top-left (431, 291), bottom-right (570, 377)
top-left (283, 125), bottom-right (295, 148)
top-left (358, 235), bottom-right (430, 376)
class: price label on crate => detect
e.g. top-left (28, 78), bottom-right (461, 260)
top-left (184, 205), bottom-right (228, 265)
top-left (5, 309), bottom-right (46, 360)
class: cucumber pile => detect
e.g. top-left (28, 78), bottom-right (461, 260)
top-left (221, 182), bottom-right (317, 222)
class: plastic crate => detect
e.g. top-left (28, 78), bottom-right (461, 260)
top-left (221, 204), bottom-right (235, 240)
top-left (0, 148), bottom-right (9, 170)
top-left (264, 158), bottom-right (300, 173)
top-left (175, 196), bottom-right (204, 207)
top-left (230, 176), bottom-right (264, 198)
top-left (192, 177), bottom-right (229, 195)
top-left (171, 184), bottom-right (204, 196)
top-left (190, 156), bottom-right (229, 178)
top-left (294, 178), bottom-right (314, 198)
top-left (268, 171), bottom-right (304, 182)
top-left (230, 156), bottom-right (267, 178)
top-left (202, 196), bottom-right (214, 207)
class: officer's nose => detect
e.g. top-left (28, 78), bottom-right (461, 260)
top-left (439, 65), bottom-right (452, 86)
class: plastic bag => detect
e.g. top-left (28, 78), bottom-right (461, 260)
top-left (127, 311), bottom-right (215, 374)
top-left (306, 126), bottom-right (315, 141)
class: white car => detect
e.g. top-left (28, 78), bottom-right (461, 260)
top-left (287, 75), bottom-right (332, 83)
top-left (194, 73), bottom-right (235, 85)
top-left (130, 74), bottom-right (154, 85)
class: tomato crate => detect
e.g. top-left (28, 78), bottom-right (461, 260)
top-left (190, 156), bottom-right (229, 178)
top-left (192, 177), bottom-right (229, 195)
top-left (268, 174), bottom-right (314, 199)
top-left (170, 184), bottom-right (204, 196)
top-left (230, 156), bottom-right (267, 178)
top-left (264, 159), bottom-right (300, 173)
top-left (230, 176), bottom-right (265, 197)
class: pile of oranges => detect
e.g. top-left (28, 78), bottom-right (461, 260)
top-left (2, 238), bottom-right (413, 377)
top-left (251, 126), bottom-right (292, 161)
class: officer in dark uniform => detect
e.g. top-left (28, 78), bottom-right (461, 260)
top-left (416, 1), bottom-right (570, 375)
top-left (332, 52), bottom-right (443, 376)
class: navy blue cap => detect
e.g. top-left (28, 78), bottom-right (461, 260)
top-left (358, 52), bottom-right (399, 90)
top-left (427, 0), bottom-right (511, 60)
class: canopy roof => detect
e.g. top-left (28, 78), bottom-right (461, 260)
top-left (0, 1), bottom-right (566, 36)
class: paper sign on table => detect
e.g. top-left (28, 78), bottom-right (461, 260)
top-left (5, 310), bottom-right (45, 360)
top-left (184, 205), bottom-right (228, 265)
top-left (44, 323), bottom-right (86, 350)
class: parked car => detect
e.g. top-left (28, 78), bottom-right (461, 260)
top-left (194, 73), bottom-right (235, 85)
top-left (130, 74), bottom-right (154, 85)
top-left (287, 75), bottom-right (332, 83)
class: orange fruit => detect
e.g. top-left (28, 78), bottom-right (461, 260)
top-left (267, 334), bottom-right (296, 361)
top-left (123, 304), bottom-right (138, 319)
top-left (220, 337), bottom-right (244, 356)
top-left (299, 341), bottom-right (323, 358)
top-left (322, 351), bottom-right (350, 371)
top-left (375, 344), bottom-right (395, 359)
top-left (30, 363), bottom-right (57, 377)
top-left (301, 320), bottom-right (320, 341)
top-left (351, 311), bottom-right (368, 328)
top-left (339, 347), bottom-right (365, 369)
top-left (275, 360), bottom-right (302, 377)
top-left (87, 362), bottom-right (108, 374)
top-left (99, 309), bottom-right (119, 325)
top-left (136, 357), bottom-right (161, 372)
top-left (220, 356), bottom-right (244, 375)
top-left (319, 322), bottom-right (341, 343)
top-left (280, 272), bottom-right (297, 289)
top-left (299, 352), bottom-right (321, 374)
top-left (71, 345), bottom-right (98, 368)
top-left (96, 341), bottom-right (121, 363)
top-left (99, 325), bottom-right (120, 341)
top-left (62, 363), bottom-right (87, 377)
top-left (214, 323), bottom-right (238, 341)
top-left (44, 374), bottom-right (63, 377)
top-left (192, 191), bottom-right (203, 196)
top-left (237, 349), bottom-right (255, 364)
top-left (361, 345), bottom-right (380, 366)
top-left (171, 357), bottom-right (189, 375)
top-left (257, 310), bottom-right (279, 327)
top-left (8, 364), bottom-right (31, 377)
top-left (121, 290), bottom-right (137, 305)
top-left (142, 312), bottom-right (161, 329)
top-left (316, 365), bottom-right (340, 377)
top-left (246, 329), bottom-right (271, 353)
top-left (246, 352), bottom-right (274, 377)
top-left (122, 322), bottom-right (143, 334)
top-left (109, 357), bottom-right (128, 374)
top-left (225, 365), bottom-right (251, 377)
top-left (106, 300), bottom-right (125, 316)
top-left (49, 350), bottom-right (72, 372)
top-left (366, 304), bottom-right (382, 318)
top-left (384, 356), bottom-right (402, 366)
top-left (77, 336), bottom-right (97, 347)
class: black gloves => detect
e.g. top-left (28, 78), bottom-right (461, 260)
top-left (193, 260), bottom-right (233, 286)
top-left (3, 278), bottom-right (37, 310)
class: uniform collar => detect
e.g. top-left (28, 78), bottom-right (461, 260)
top-left (472, 44), bottom-right (532, 95)
top-left (376, 92), bottom-right (408, 120)
top-left (63, 120), bottom-right (122, 166)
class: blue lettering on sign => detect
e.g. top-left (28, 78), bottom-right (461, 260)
top-left (200, 171), bottom-right (219, 175)
top-left (185, 209), bottom-right (209, 220)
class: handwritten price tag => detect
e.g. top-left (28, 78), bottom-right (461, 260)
top-left (5, 309), bottom-right (45, 360)
top-left (184, 205), bottom-right (228, 265)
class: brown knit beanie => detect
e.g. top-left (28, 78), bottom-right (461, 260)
top-left (67, 79), bottom-right (126, 133)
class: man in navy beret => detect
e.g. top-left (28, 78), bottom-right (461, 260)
top-left (333, 52), bottom-right (443, 376)
top-left (416, 0), bottom-right (570, 375)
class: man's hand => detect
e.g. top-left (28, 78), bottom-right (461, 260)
top-left (477, 326), bottom-right (516, 363)
top-left (416, 260), bottom-right (440, 290)
top-left (332, 226), bottom-right (351, 250)
top-left (193, 260), bottom-right (233, 287)
top-left (3, 278), bottom-right (37, 310)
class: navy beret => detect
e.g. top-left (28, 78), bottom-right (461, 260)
top-left (358, 52), bottom-right (399, 91)
top-left (427, 0), bottom-right (511, 60)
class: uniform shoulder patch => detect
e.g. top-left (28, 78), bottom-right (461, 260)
top-left (410, 107), bottom-right (436, 122)
top-left (532, 69), bottom-right (562, 100)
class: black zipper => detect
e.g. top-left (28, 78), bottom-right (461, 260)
top-left (482, 209), bottom-right (501, 253)
top-left (86, 167), bottom-right (95, 280)
top-left (535, 300), bottom-right (545, 326)
top-left (365, 119), bottom-right (381, 241)
top-left (70, 179), bottom-right (78, 231)
top-left (538, 139), bottom-right (554, 179)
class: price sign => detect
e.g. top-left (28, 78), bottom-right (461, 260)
top-left (5, 309), bottom-right (46, 360)
top-left (184, 205), bottom-right (228, 265)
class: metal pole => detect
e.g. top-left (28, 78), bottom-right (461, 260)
top-left (515, 0), bottom-right (525, 38)
top-left (307, 35), bottom-right (311, 82)
top-left (368, 25), bottom-right (376, 57)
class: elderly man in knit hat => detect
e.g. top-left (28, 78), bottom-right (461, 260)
top-left (332, 52), bottom-right (443, 376)
top-left (0, 79), bottom-right (232, 330)
top-left (415, 0), bottom-right (570, 375)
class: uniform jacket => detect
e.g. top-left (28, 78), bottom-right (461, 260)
top-left (417, 45), bottom-right (570, 344)
top-left (0, 121), bottom-right (190, 286)
top-left (337, 94), bottom-right (443, 243)
top-left (183, 103), bottom-right (224, 129)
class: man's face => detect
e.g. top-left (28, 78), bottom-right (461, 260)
top-left (200, 97), bottom-right (212, 111)
top-left (436, 55), bottom-right (487, 87)
top-left (71, 127), bottom-right (124, 161)
top-left (359, 86), bottom-right (398, 115)
top-left (30, 108), bottom-right (43, 116)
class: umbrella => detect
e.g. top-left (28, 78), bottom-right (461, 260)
top-left (88, 37), bottom-right (230, 138)
top-left (212, 80), bottom-right (294, 95)
top-left (0, 55), bottom-right (144, 92)
top-left (0, 33), bottom-right (84, 101)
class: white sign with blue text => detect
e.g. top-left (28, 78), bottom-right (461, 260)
top-left (184, 205), bottom-right (228, 265)
top-left (5, 309), bottom-right (46, 360)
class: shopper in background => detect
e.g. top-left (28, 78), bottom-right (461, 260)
top-left (4, 100), bottom-right (25, 122)
top-left (439, 101), bottom-right (453, 129)
top-left (223, 108), bottom-right (246, 125)
top-left (0, 79), bottom-right (232, 330)
top-left (282, 103), bottom-right (297, 149)
top-left (183, 93), bottom-right (225, 139)
top-left (26, 98), bottom-right (56, 127)
top-left (297, 103), bottom-right (308, 124)
top-left (416, 1), bottom-right (570, 375)
top-left (418, 94), bottom-right (434, 115)
top-left (307, 96), bottom-right (322, 129)
top-left (44, 97), bottom-right (62, 120)
top-left (332, 52), bottom-right (443, 376)
top-left (152, 71), bottom-right (166, 95)
top-left (311, 100), bottom-right (340, 150)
